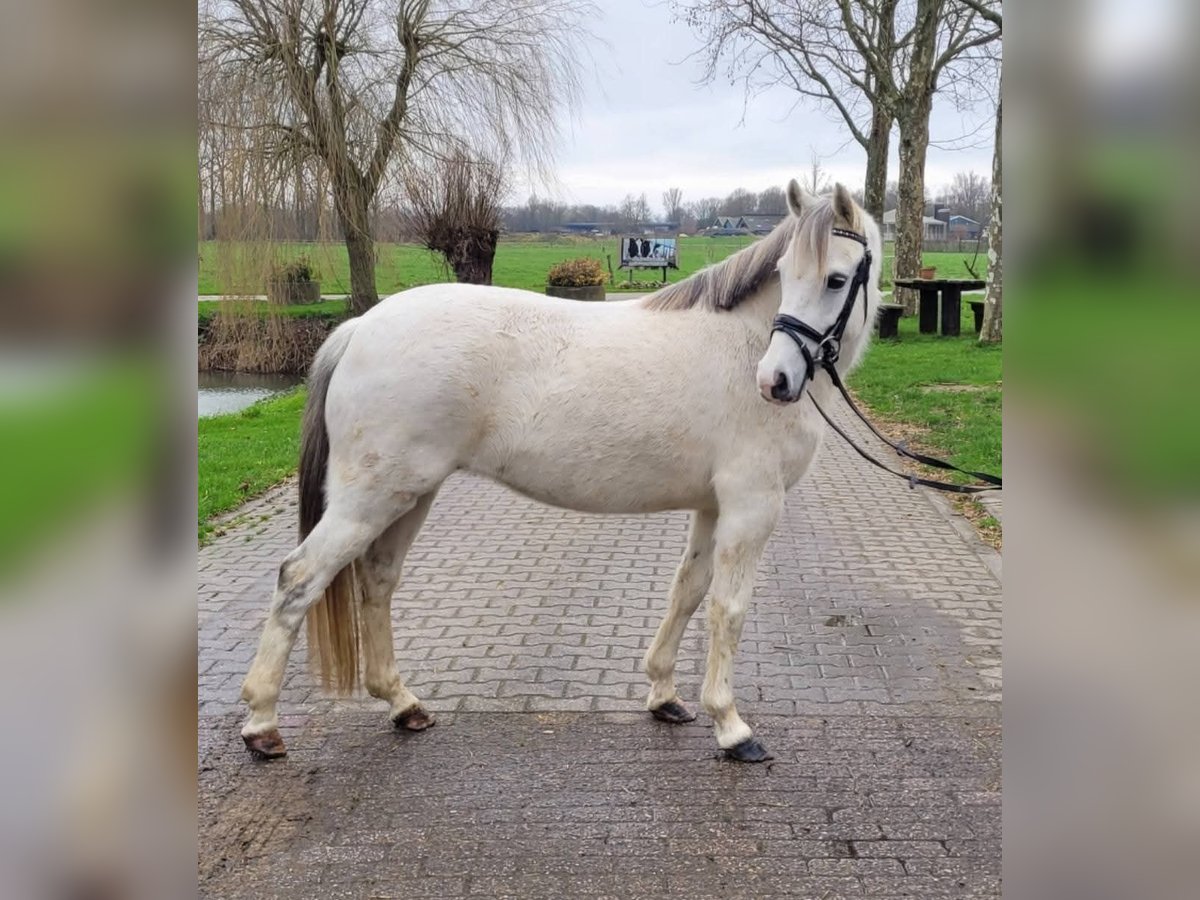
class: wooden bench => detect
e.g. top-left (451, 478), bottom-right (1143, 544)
top-left (877, 303), bottom-right (904, 339)
top-left (970, 300), bottom-right (985, 334)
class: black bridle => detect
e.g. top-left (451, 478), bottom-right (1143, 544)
top-left (770, 227), bottom-right (1002, 495)
top-left (771, 227), bottom-right (874, 387)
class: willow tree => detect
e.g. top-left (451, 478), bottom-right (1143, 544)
top-left (401, 149), bottom-right (508, 284)
top-left (200, 0), bottom-right (590, 314)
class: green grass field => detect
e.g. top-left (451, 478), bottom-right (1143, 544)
top-left (198, 238), bottom-right (983, 296)
top-left (198, 389), bottom-right (306, 541)
top-left (848, 304), bottom-right (1002, 483)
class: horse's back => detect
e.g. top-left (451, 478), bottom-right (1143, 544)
top-left (321, 282), bottom-right (814, 514)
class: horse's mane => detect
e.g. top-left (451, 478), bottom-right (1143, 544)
top-left (640, 197), bottom-right (855, 312)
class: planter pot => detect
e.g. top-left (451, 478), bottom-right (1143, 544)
top-left (266, 278), bottom-right (321, 305)
top-left (919, 267), bottom-right (937, 280)
top-left (546, 284), bottom-right (605, 301)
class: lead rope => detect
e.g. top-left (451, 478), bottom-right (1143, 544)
top-left (812, 362), bottom-right (1002, 494)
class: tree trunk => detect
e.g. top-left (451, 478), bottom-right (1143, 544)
top-left (892, 0), bottom-right (941, 315)
top-left (894, 98), bottom-right (932, 315)
top-left (863, 105), bottom-right (892, 223)
top-left (979, 93), bottom-right (1003, 343)
top-left (344, 229), bottom-right (377, 315)
top-left (336, 185), bottom-right (379, 316)
top-left (436, 227), bottom-right (499, 285)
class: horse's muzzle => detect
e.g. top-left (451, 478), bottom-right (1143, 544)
top-left (761, 370), bottom-right (807, 405)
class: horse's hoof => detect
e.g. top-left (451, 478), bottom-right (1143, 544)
top-left (650, 700), bottom-right (697, 724)
top-left (243, 728), bottom-right (287, 759)
top-left (724, 737), bottom-right (773, 763)
top-left (393, 706), bottom-right (436, 732)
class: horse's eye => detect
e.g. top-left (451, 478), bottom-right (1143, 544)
top-left (827, 275), bottom-right (848, 291)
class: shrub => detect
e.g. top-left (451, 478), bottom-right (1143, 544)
top-left (546, 257), bottom-right (606, 287)
top-left (269, 255), bottom-right (316, 284)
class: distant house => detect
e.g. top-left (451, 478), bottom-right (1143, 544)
top-left (737, 214), bottom-right (785, 235)
top-left (881, 209), bottom-right (948, 241)
top-left (948, 215), bottom-right (983, 239)
top-left (708, 214), bottom-right (784, 235)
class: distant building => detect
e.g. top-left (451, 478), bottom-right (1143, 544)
top-left (707, 214), bottom-right (785, 235)
top-left (948, 215), bottom-right (983, 239)
top-left (639, 221), bottom-right (680, 235)
top-left (562, 222), bottom-right (618, 235)
top-left (881, 209), bottom-right (948, 241)
top-left (737, 214), bottom-right (785, 234)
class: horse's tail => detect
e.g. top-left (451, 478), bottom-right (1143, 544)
top-left (299, 317), bottom-right (363, 694)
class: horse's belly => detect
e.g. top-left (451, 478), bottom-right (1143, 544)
top-left (469, 440), bottom-right (715, 514)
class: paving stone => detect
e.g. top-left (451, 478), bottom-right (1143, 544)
top-left (198, 403), bottom-right (1001, 897)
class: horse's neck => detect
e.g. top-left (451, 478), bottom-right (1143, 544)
top-left (733, 280), bottom-right (783, 331)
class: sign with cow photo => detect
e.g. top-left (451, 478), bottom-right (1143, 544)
top-left (620, 236), bottom-right (678, 269)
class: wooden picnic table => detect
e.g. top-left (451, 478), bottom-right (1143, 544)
top-left (893, 278), bottom-right (986, 337)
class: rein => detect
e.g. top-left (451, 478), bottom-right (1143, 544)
top-left (770, 228), bottom-right (1002, 495)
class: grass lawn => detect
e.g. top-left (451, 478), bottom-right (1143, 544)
top-left (198, 389), bottom-right (306, 541)
top-left (849, 303), bottom-right (1002, 490)
top-left (198, 238), bottom-right (982, 296)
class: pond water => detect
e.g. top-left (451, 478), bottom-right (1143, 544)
top-left (198, 371), bottom-right (303, 418)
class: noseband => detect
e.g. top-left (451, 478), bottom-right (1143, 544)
top-left (770, 227), bottom-right (872, 386)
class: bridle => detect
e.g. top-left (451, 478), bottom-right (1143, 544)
top-left (769, 226), bottom-right (1002, 495)
top-left (770, 226), bottom-right (874, 389)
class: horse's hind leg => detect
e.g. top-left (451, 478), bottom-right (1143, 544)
top-left (644, 508), bottom-right (717, 723)
top-left (360, 490), bottom-right (439, 731)
top-left (240, 497), bottom-right (414, 758)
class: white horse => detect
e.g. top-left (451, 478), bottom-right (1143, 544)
top-left (240, 181), bottom-right (882, 762)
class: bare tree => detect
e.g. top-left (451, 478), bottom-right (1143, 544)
top-left (662, 187), bottom-right (685, 224)
top-left (674, 0), bottom-right (901, 221)
top-left (859, 0), bottom-right (1000, 312)
top-left (635, 192), bottom-right (652, 223)
top-left (978, 10), bottom-right (1002, 342)
top-left (401, 148), bottom-right (509, 284)
top-left (719, 187), bottom-right (758, 216)
top-left (941, 169), bottom-right (990, 222)
top-left (687, 196), bottom-right (722, 226)
top-left (200, 0), bottom-right (592, 314)
top-left (756, 185), bottom-right (787, 215)
top-left (799, 152), bottom-right (832, 196)
top-left (978, 93), bottom-right (1001, 341)
top-left (618, 193), bottom-right (640, 229)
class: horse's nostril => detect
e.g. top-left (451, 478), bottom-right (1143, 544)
top-left (770, 372), bottom-right (791, 401)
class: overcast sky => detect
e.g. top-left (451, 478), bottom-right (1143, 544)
top-left (517, 0), bottom-right (999, 212)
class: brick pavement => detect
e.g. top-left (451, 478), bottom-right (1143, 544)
top-left (198, 404), bottom-right (1001, 898)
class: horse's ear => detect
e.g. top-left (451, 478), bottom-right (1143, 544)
top-left (833, 183), bottom-right (856, 224)
top-left (786, 178), bottom-right (812, 218)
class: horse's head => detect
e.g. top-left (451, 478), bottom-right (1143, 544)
top-left (756, 180), bottom-right (882, 404)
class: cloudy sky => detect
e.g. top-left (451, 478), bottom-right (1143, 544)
top-left (519, 0), bottom-right (999, 212)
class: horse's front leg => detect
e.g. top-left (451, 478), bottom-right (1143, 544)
top-left (644, 508), bottom-right (717, 723)
top-left (702, 485), bottom-right (782, 762)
